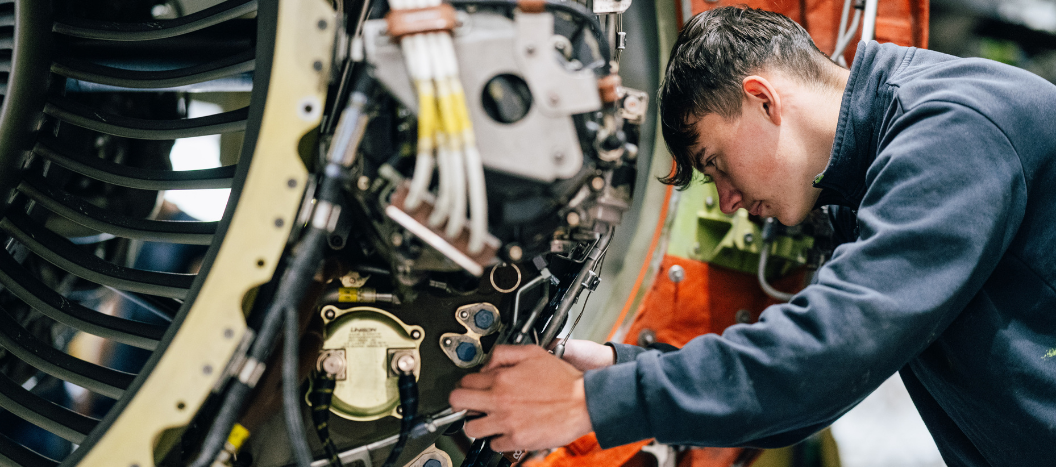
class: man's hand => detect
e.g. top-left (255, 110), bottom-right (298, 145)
top-left (559, 339), bottom-right (616, 371)
top-left (449, 345), bottom-right (594, 452)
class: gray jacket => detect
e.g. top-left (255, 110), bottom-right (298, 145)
top-left (584, 42), bottom-right (1056, 466)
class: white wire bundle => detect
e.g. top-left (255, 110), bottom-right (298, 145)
top-left (395, 0), bottom-right (489, 254)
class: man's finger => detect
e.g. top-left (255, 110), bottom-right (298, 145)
top-left (463, 414), bottom-right (505, 440)
top-left (457, 372), bottom-right (494, 390)
top-left (481, 344), bottom-right (547, 371)
top-left (448, 387), bottom-right (495, 414)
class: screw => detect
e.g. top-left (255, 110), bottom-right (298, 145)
top-left (566, 211), bottom-right (581, 226)
top-left (443, 337), bottom-right (453, 347)
top-left (459, 310), bottom-right (470, 319)
top-left (357, 176), bottom-right (370, 191)
top-left (668, 264), bottom-right (685, 283)
top-left (324, 309), bottom-right (336, 320)
top-left (507, 245), bottom-right (523, 262)
top-left (744, 233), bottom-right (754, 244)
top-left (396, 354), bottom-right (416, 373)
top-left (411, 330), bottom-right (422, 339)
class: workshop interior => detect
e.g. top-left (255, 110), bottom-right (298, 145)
top-left (0, 0), bottom-right (1046, 466)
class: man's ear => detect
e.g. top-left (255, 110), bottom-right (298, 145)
top-left (742, 75), bottom-right (782, 125)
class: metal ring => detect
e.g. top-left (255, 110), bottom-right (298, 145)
top-left (489, 262), bottom-right (521, 293)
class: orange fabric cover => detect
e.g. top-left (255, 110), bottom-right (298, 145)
top-left (680, 0), bottom-right (929, 64)
top-left (520, 433), bottom-right (653, 467)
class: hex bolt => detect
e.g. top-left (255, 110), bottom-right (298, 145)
top-left (424, 460), bottom-right (443, 467)
top-left (474, 309), bottom-right (495, 329)
top-left (668, 264), bottom-right (685, 283)
top-left (456, 342), bottom-right (478, 362)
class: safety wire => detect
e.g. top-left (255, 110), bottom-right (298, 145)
top-left (399, 0), bottom-right (489, 253)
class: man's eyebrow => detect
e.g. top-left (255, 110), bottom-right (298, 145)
top-left (692, 147), bottom-right (707, 167)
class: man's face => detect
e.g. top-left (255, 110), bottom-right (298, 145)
top-left (689, 108), bottom-right (818, 226)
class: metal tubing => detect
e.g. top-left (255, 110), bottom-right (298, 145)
top-left (861, 0), bottom-right (879, 43)
top-left (539, 229), bottom-right (613, 347)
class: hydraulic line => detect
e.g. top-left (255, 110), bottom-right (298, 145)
top-left (539, 228), bottom-right (613, 347)
top-left (187, 71), bottom-right (376, 467)
top-left (757, 218), bottom-right (794, 302)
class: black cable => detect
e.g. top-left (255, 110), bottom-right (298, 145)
top-left (446, 0), bottom-right (611, 75)
top-left (381, 372), bottom-right (419, 467)
top-left (285, 299), bottom-right (314, 467)
top-left (308, 374), bottom-right (343, 467)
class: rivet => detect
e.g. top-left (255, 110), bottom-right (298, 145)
top-left (411, 330), bottom-right (422, 339)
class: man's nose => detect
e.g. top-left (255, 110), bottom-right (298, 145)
top-left (713, 174), bottom-right (743, 214)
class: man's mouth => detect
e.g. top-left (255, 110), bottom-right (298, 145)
top-left (749, 201), bottom-right (763, 217)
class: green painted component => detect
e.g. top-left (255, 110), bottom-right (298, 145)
top-left (666, 181), bottom-right (814, 275)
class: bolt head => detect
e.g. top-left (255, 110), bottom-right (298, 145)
top-left (443, 338), bottom-right (453, 347)
top-left (459, 310), bottom-right (470, 319)
top-left (744, 233), bottom-right (754, 244)
top-left (456, 342), bottom-right (478, 362)
top-left (411, 330), bottom-right (422, 339)
top-left (323, 309), bottom-right (336, 320)
top-left (474, 310), bottom-right (495, 329)
top-left (357, 176), bottom-right (371, 191)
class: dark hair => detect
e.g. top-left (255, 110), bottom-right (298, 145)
top-left (658, 6), bottom-right (836, 188)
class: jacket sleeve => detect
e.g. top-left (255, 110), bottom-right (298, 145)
top-left (584, 101), bottom-right (1028, 448)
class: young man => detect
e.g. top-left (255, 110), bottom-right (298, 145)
top-left (450, 7), bottom-right (1056, 465)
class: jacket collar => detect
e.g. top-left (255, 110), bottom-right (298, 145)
top-left (813, 42), bottom-right (911, 209)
